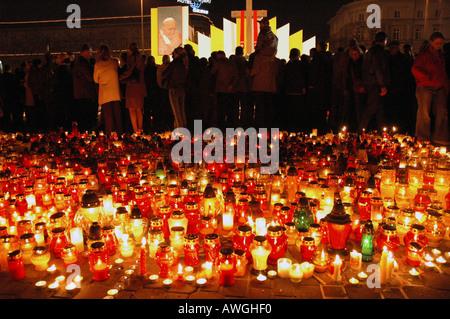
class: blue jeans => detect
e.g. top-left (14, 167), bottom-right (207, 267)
top-left (415, 86), bottom-right (449, 145)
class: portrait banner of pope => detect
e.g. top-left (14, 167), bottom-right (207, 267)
top-left (158, 7), bottom-right (184, 56)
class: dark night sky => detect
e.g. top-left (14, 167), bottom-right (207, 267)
top-left (0, 0), bottom-right (353, 41)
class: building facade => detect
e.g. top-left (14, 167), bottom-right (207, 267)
top-left (0, 14), bottom-right (211, 69)
top-left (328, 0), bottom-right (449, 53)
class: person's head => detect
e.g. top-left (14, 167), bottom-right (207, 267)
top-left (216, 51), bottom-right (226, 59)
top-left (146, 55), bottom-right (156, 67)
top-left (317, 42), bottom-right (327, 52)
top-left (348, 38), bottom-right (358, 48)
top-left (309, 47), bottom-right (317, 58)
top-left (98, 45), bottom-right (111, 61)
top-left (80, 44), bottom-right (92, 60)
top-left (162, 55), bottom-right (171, 64)
top-left (349, 46), bottom-right (363, 61)
top-left (235, 46), bottom-right (244, 56)
top-left (172, 47), bottom-right (186, 59)
top-left (184, 44), bottom-right (194, 56)
top-left (429, 32), bottom-right (445, 51)
top-left (403, 44), bottom-right (412, 53)
top-left (289, 48), bottom-right (300, 61)
top-left (129, 42), bottom-right (140, 56)
top-left (374, 32), bottom-right (388, 46)
top-left (388, 40), bottom-right (400, 55)
top-left (258, 17), bottom-right (269, 29)
top-left (162, 17), bottom-right (177, 38)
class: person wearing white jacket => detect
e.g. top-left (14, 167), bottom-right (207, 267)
top-left (94, 45), bottom-right (123, 136)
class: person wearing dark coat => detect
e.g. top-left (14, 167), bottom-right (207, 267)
top-left (184, 44), bottom-right (201, 131)
top-left (360, 31), bottom-right (390, 134)
top-left (0, 64), bottom-right (23, 132)
top-left (73, 44), bottom-right (98, 133)
top-left (53, 53), bottom-right (75, 131)
top-left (143, 55), bottom-right (158, 132)
top-left (283, 48), bottom-right (307, 133)
top-left (308, 42), bottom-right (332, 134)
top-left (232, 46), bottom-right (253, 129)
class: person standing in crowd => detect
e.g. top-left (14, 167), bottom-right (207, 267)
top-left (27, 59), bottom-right (46, 132)
top-left (0, 64), bottom-right (23, 132)
top-left (52, 53), bottom-right (74, 131)
top-left (184, 44), bottom-right (201, 131)
top-left (386, 40), bottom-right (415, 133)
top-left (251, 17), bottom-right (278, 128)
top-left (41, 53), bottom-right (56, 131)
top-left (120, 43), bottom-right (147, 134)
top-left (341, 46), bottom-right (365, 132)
top-left (197, 56), bottom-right (216, 128)
top-left (156, 54), bottom-right (173, 131)
top-left (412, 32), bottom-right (449, 146)
top-left (23, 61), bottom-right (36, 133)
top-left (403, 44), bottom-right (415, 69)
top-left (94, 45), bottom-right (122, 136)
top-left (162, 47), bottom-right (188, 129)
top-left (73, 44), bottom-right (98, 133)
top-left (211, 50), bottom-right (238, 130)
top-left (308, 41), bottom-right (332, 134)
top-left (231, 46), bottom-right (252, 129)
top-left (283, 48), bottom-right (307, 133)
top-left (360, 31), bottom-right (390, 134)
top-left (144, 55), bottom-right (158, 133)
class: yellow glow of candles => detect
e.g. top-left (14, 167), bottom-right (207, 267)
top-left (185, 275), bottom-right (196, 283)
top-left (69, 227), bottom-right (84, 253)
top-left (202, 261), bottom-right (214, 279)
top-left (120, 234), bottom-right (135, 258)
top-left (149, 274), bottom-right (159, 282)
top-left (65, 282), bottom-right (77, 291)
top-left (358, 272), bottom-right (368, 279)
top-left (48, 281), bottom-right (59, 290)
top-left (267, 270), bottom-right (277, 279)
top-left (255, 217), bottom-right (267, 236)
top-left (196, 278), bottom-right (207, 287)
top-left (47, 264), bottom-right (57, 273)
top-left (424, 254), bottom-right (434, 262)
top-left (300, 262), bottom-right (315, 279)
top-left (349, 277), bottom-right (359, 285)
top-left (289, 263), bottom-right (303, 283)
top-left (436, 256), bottom-right (446, 264)
top-left (256, 274), bottom-right (267, 282)
top-left (35, 281), bottom-right (47, 288)
top-left (163, 278), bottom-right (173, 287)
top-left (331, 254), bottom-right (342, 282)
top-left (107, 289), bottom-right (118, 296)
top-left (409, 268), bottom-right (420, 276)
top-left (349, 250), bottom-right (362, 270)
top-left (277, 258), bottom-right (292, 278)
top-left (222, 208), bottom-right (234, 231)
top-left (25, 194), bottom-right (36, 207)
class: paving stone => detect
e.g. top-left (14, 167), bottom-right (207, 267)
top-left (381, 287), bottom-right (406, 299)
top-left (164, 292), bottom-right (190, 299)
top-left (248, 287), bottom-right (272, 299)
top-left (322, 285), bottom-right (347, 298)
top-left (293, 285), bottom-right (323, 299)
top-left (114, 290), bottom-right (135, 299)
top-left (345, 284), bottom-right (381, 299)
top-left (167, 280), bottom-right (197, 294)
top-left (402, 286), bottom-right (450, 299)
top-left (220, 278), bottom-right (248, 297)
top-left (189, 291), bottom-right (223, 299)
top-left (421, 272), bottom-right (450, 291)
top-left (133, 288), bottom-right (167, 299)
top-left (273, 278), bottom-right (298, 297)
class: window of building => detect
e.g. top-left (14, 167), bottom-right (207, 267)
top-left (435, 10), bottom-right (441, 18)
top-left (433, 25), bottom-right (440, 32)
top-left (417, 10), bottom-right (423, 18)
top-left (415, 26), bottom-right (423, 40)
top-left (394, 10), bottom-right (400, 18)
top-left (358, 13), bottom-right (364, 21)
top-left (392, 28), bottom-right (400, 40)
top-left (357, 29), bottom-right (364, 41)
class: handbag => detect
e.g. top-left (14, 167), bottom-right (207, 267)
top-left (120, 55), bottom-right (141, 84)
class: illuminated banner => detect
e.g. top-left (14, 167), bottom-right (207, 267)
top-left (177, 0), bottom-right (211, 15)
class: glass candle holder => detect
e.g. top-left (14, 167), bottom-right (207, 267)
top-left (404, 224), bottom-right (428, 250)
top-left (300, 236), bottom-right (317, 262)
top-left (88, 242), bottom-right (110, 281)
top-left (234, 249), bottom-right (248, 277)
top-left (61, 244), bottom-right (78, 267)
top-left (424, 210), bottom-right (446, 248)
top-left (406, 242), bottom-right (424, 267)
top-left (184, 234), bottom-right (200, 266)
top-left (19, 232), bottom-right (36, 265)
top-left (376, 225), bottom-right (400, 253)
top-left (49, 227), bottom-right (69, 258)
top-left (232, 225), bottom-right (254, 261)
top-left (249, 236), bottom-right (272, 276)
top-left (266, 225), bottom-right (288, 265)
top-left (204, 233), bottom-right (221, 265)
top-left (155, 242), bottom-right (177, 278)
top-left (218, 248), bottom-right (236, 286)
top-left (8, 250), bottom-right (26, 280)
top-left (30, 246), bottom-right (51, 271)
top-left (169, 226), bottom-right (185, 255)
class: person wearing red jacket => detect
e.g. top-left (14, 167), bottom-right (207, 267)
top-left (412, 32), bottom-right (449, 146)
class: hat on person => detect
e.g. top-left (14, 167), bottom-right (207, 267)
top-left (258, 17), bottom-right (269, 24)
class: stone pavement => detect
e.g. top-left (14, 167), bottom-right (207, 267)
top-left (0, 236), bottom-right (449, 300)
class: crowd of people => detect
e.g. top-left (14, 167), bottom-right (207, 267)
top-left (0, 20), bottom-right (449, 146)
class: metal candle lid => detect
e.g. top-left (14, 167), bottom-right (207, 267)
top-left (325, 200), bottom-right (351, 225)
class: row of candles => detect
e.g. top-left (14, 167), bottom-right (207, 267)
top-left (0, 128), bottom-right (449, 292)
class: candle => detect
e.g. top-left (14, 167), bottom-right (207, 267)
top-left (330, 254), bottom-right (342, 282)
top-left (176, 263), bottom-right (184, 281)
top-left (149, 274), bottom-right (159, 282)
top-left (256, 274), bottom-right (267, 283)
top-left (69, 227), bottom-right (84, 253)
top-left (222, 208), bottom-right (234, 231)
top-left (289, 263), bottom-right (303, 283)
top-left (277, 258), bottom-right (292, 278)
top-left (255, 217), bottom-right (267, 236)
top-left (163, 278), bottom-right (173, 287)
top-left (196, 278), bottom-right (207, 287)
top-left (267, 270), bottom-right (277, 279)
top-left (93, 258), bottom-right (109, 281)
top-left (300, 262), bottom-right (315, 279)
top-left (202, 261), bottom-right (214, 279)
top-left (349, 250), bottom-right (362, 270)
top-left (35, 280), bottom-right (47, 289)
top-left (120, 234), bottom-right (135, 258)
top-left (358, 271), bottom-right (368, 279)
top-left (7, 250), bottom-right (26, 280)
top-left (380, 247), bottom-right (395, 284)
top-left (349, 277), bottom-right (359, 285)
top-left (140, 237), bottom-right (147, 276)
top-left (409, 268), bottom-right (420, 276)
